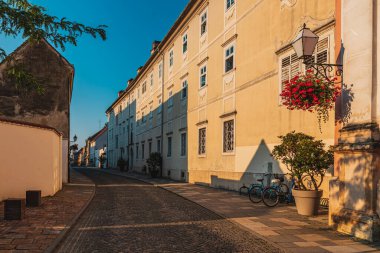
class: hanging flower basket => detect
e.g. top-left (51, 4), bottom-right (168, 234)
top-left (280, 69), bottom-right (341, 129)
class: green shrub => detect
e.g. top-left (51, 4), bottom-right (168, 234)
top-left (117, 158), bottom-right (127, 171)
top-left (146, 152), bottom-right (162, 178)
top-left (271, 131), bottom-right (333, 191)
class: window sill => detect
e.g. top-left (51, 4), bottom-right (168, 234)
top-left (222, 152), bottom-right (235, 156)
top-left (199, 85), bottom-right (208, 91)
top-left (223, 68), bottom-right (236, 77)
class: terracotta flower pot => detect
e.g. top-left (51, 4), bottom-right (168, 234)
top-left (292, 189), bottom-right (323, 216)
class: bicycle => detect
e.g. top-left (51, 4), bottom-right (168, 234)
top-left (262, 174), bottom-right (294, 207)
top-left (248, 174), bottom-right (289, 203)
top-left (238, 174), bottom-right (271, 202)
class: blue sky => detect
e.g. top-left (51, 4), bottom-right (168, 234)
top-left (1, 0), bottom-right (188, 147)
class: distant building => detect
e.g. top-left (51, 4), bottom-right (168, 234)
top-left (0, 38), bottom-right (74, 200)
top-left (86, 125), bottom-right (108, 168)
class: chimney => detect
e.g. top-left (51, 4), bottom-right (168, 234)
top-left (118, 90), bottom-right (124, 97)
top-left (137, 66), bottom-right (143, 74)
top-left (127, 78), bottom-right (134, 87)
top-left (151, 40), bottom-right (161, 55)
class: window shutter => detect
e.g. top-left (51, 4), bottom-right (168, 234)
top-left (290, 53), bottom-right (300, 79)
top-left (281, 56), bottom-right (291, 90)
top-left (316, 37), bottom-right (329, 64)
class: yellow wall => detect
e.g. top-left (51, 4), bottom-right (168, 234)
top-left (107, 0), bottom-right (336, 189)
top-left (0, 121), bottom-right (62, 201)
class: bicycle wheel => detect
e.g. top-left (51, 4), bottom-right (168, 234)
top-left (262, 187), bottom-right (280, 207)
top-left (248, 186), bottom-right (262, 203)
top-left (301, 174), bottom-right (323, 190)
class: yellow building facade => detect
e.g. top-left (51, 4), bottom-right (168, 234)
top-left (106, 0), bottom-right (336, 186)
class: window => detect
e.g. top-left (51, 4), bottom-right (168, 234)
top-left (136, 144), bottom-right (139, 159)
top-left (200, 65), bottom-right (207, 88)
top-left (182, 34), bottom-right (188, 54)
top-left (169, 49), bottom-right (174, 67)
top-left (142, 112), bottom-right (146, 123)
top-left (115, 135), bottom-right (119, 148)
top-left (198, 128), bottom-right (206, 155)
top-left (223, 120), bottom-right (234, 153)
top-left (158, 98), bottom-right (162, 113)
top-left (157, 139), bottom-right (161, 153)
top-left (142, 143), bottom-right (145, 159)
top-left (142, 82), bottom-right (147, 94)
top-left (149, 105), bottom-right (153, 119)
top-left (180, 132), bottom-right (187, 156)
top-left (280, 37), bottom-right (329, 91)
top-left (167, 136), bottom-right (172, 157)
top-left (181, 80), bottom-right (188, 99)
top-left (159, 62), bottom-right (163, 78)
top-left (149, 141), bottom-right (152, 154)
top-left (150, 74), bottom-right (154, 90)
top-left (226, 0), bottom-right (235, 10)
top-left (280, 53), bottom-right (300, 90)
top-left (225, 45), bottom-right (235, 73)
top-left (200, 11), bottom-right (207, 36)
top-left (168, 90), bottom-right (173, 108)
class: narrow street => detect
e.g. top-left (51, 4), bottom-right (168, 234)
top-left (55, 169), bottom-right (281, 253)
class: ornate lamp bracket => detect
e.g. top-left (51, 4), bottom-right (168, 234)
top-left (304, 60), bottom-right (343, 84)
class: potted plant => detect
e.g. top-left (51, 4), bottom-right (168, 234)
top-left (272, 131), bottom-right (333, 216)
top-left (280, 70), bottom-right (340, 130)
top-left (117, 158), bottom-right (127, 172)
top-left (146, 152), bottom-right (162, 178)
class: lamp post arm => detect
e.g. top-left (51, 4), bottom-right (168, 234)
top-left (303, 61), bottom-right (343, 84)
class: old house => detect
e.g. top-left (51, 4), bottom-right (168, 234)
top-left (0, 38), bottom-right (74, 200)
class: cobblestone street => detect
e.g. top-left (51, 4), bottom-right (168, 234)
top-left (55, 169), bottom-right (281, 253)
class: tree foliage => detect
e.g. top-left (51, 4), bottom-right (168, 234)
top-left (271, 131), bottom-right (333, 191)
top-left (0, 0), bottom-right (107, 93)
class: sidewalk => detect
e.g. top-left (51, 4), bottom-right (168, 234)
top-left (0, 169), bottom-right (95, 252)
top-left (103, 168), bottom-right (380, 253)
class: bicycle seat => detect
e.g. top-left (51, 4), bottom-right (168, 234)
top-left (257, 179), bottom-right (264, 182)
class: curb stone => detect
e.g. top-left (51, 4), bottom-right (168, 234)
top-left (44, 171), bottom-right (96, 253)
top-left (97, 169), bottom-right (285, 253)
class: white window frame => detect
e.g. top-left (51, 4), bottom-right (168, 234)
top-left (222, 118), bottom-right (235, 155)
top-left (150, 73), bottom-right (154, 91)
top-left (182, 33), bottom-right (188, 54)
top-left (159, 62), bottom-right (163, 78)
top-left (158, 97), bottom-right (162, 113)
top-left (142, 82), bottom-right (146, 94)
top-left (200, 10), bottom-right (208, 37)
top-left (149, 105), bottom-right (153, 119)
top-left (169, 49), bottom-right (174, 68)
top-left (167, 135), bottom-right (172, 157)
top-left (181, 80), bottom-right (188, 100)
top-left (224, 43), bottom-right (235, 74)
top-left (198, 127), bottom-right (207, 157)
top-left (180, 132), bottom-right (187, 157)
top-left (200, 64), bottom-right (207, 88)
top-left (168, 90), bottom-right (173, 108)
top-left (226, 0), bottom-right (235, 11)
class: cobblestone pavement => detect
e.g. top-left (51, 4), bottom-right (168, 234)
top-left (0, 169), bottom-right (94, 252)
top-left (103, 169), bottom-right (380, 253)
top-left (56, 169), bottom-right (282, 253)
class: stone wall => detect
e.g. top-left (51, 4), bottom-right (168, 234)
top-left (0, 39), bottom-right (74, 138)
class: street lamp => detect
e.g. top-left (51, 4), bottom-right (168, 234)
top-left (291, 23), bottom-right (319, 60)
top-left (291, 23), bottom-right (343, 82)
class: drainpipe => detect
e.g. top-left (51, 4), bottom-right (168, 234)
top-left (160, 49), bottom-right (165, 178)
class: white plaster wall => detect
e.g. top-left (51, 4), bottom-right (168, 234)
top-left (0, 121), bottom-right (62, 201)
